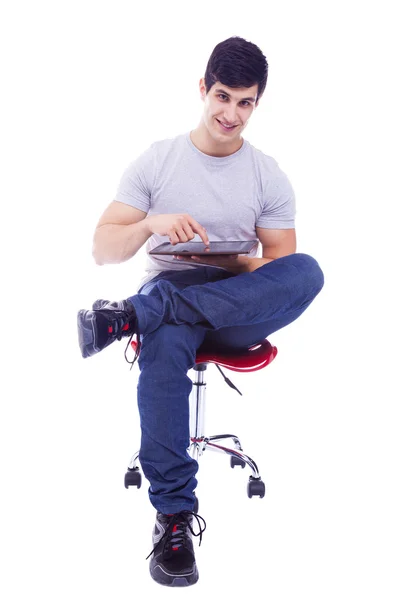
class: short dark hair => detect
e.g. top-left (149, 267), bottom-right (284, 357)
top-left (204, 36), bottom-right (268, 101)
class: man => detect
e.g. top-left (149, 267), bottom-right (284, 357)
top-left (77, 36), bottom-right (324, 587)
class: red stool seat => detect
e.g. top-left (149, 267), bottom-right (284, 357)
top-left (131, 338), bottom-right (277, 373)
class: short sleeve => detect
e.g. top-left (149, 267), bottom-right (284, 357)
top-left (256, 170), bottom-right (296, 229)
top-left (114, 144), bottom-right (157, 212)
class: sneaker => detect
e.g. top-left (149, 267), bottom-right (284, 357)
top-left (77, 298), bottom-right (137, 359)
top-left (146, 510), bottom-right (206, 587)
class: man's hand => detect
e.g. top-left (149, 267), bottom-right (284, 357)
top-left (173, 253), bottom-right (247, 274)
top-left (173, 253), bottom-right (274, 274)
top-left (146, 213), bottom-right (209, 246)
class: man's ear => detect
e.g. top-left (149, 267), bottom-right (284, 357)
top-left (199, 77), bottom-right (206, 99)
top-left (255, 94), bottom-right (262, 108)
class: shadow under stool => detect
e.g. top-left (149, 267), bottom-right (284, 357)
top-left (124, 338), bottom-right (278, 513)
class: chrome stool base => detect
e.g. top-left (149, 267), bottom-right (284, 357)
top-left (125, 360), bottom-right (266, 501)
top-left (188, 433), bottom-right (261, 480)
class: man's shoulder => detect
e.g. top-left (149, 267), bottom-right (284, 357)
top-left (148, 132), bottom-right (187, 154)
top-left (246, 139), bottom-right (291, 181)
top-left (246, 140), bottom-right (280, 170)
top-left (130, 133), bottom-right (187, 169)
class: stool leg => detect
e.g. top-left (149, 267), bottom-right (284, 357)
top-left (189, 365), bottom-right (207, 459)
top-left (203, 440), bottom-right (262, 480)
top-left (125, 450), bottom-right (142, 489)
top-left (128, 450), bottom-right (140, 470)
top-left (207, 433), bottom-right (243, 452)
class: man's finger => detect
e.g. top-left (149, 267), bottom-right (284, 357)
top-left (188, 217), bottom-right (209, 246)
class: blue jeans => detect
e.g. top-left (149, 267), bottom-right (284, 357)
top-left (128, 253), bottom-right (324, 514)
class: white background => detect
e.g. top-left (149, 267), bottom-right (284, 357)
top-left (1, 0), bottom-right (399, 598)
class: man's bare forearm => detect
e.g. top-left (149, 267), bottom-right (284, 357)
top-left (236, 256), bottom-right (275, 273)
top-left (92, 219), bottom-right (152, 265)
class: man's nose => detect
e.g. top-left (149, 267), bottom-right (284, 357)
top-left (223, 106), bottom-right (238, 124)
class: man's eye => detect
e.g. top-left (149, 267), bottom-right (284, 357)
top-left (218, 94), bottom-right (249, 106)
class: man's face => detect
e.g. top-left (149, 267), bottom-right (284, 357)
top-left (199, 78), bottom-right (260, 143)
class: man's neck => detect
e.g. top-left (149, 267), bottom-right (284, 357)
top-left (190, 123), bottom-right (244, 157)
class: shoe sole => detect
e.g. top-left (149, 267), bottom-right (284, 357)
top-left (150, 563), bottom-right (199, 587)
top-left (77, 310), bottom-right (97, 358)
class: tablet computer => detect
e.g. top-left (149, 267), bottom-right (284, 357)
top-left (149, 240), bottom-right (258, 256)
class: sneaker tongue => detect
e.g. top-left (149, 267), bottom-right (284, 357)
top-left (159, 512), bottom-right (193, 551)
top-left (170, 523), bottom-right (184, 550)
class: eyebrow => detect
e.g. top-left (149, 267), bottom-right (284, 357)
top-left (214, 88), bottom-right (256, 103)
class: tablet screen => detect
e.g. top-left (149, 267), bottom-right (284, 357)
top-left (149, 240), bottom-right (257, 256)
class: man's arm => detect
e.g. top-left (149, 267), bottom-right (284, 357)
top-left (92, 201), bottom-right (150, 265)
top-left (93, 202), bottom-right (210, 265)
top-left (238, 227), bottom-right (297, 273)
top-left (257, 227), bottom-right (297, 258)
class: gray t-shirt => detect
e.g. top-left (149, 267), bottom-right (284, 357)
top-left (115, 131), bottom-right (296, 289)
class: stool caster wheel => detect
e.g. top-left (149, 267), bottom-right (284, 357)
top-left (124, 468), bottom-right (142, 489)
top-left (230, 455), bottom-right (246, 469)
top-left (193, 494), bottom-right (199, 514)
top-left (247, 476), bottom-right (265, 498)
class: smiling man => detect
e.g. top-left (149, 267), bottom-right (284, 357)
top-left (77, 36), bottom-right (324, 587)
top-left (191, 81), bottom-right (258, 155)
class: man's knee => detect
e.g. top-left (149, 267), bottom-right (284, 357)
top-left (290, 253), bottom-right (324, 292)
top-left (284, 252), bottom-right (324, 305)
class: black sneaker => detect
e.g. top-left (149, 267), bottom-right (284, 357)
top-left (77, 298), bottom-right (137, 359)
top-left (146, 510), bottom-right (206, 587)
